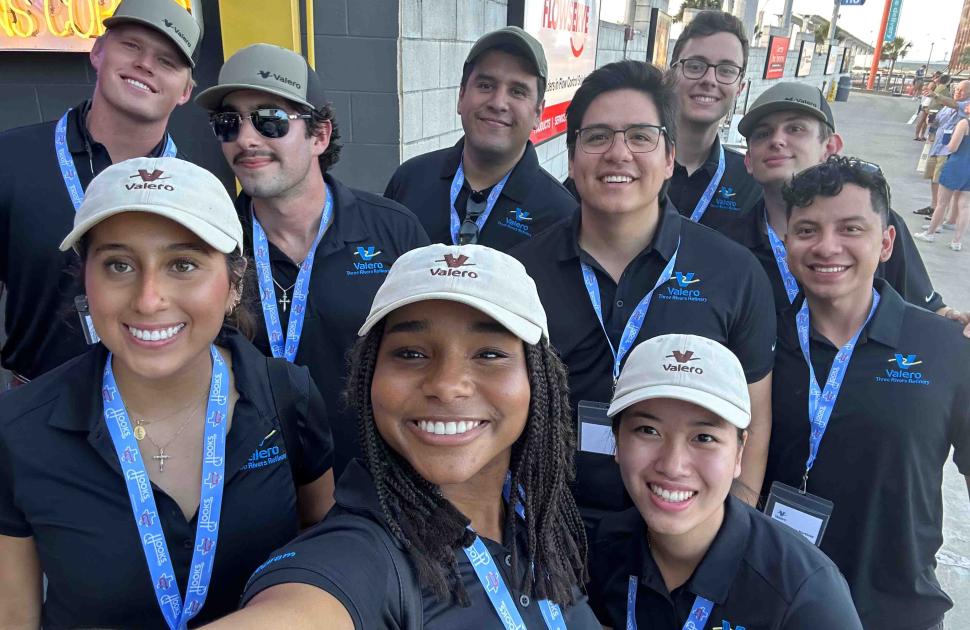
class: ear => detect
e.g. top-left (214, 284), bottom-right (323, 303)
top-left (823, 131), bottom-right (844, 159)
top-left (733, 430), bottom-right (748, 479)
top-left (176, 72), bottom-right (194, 107)
top-left (533, 98), bottom-right (545, 131)
top-left (457, 85), bottom-right (466, 116)
top-left (310, 119), bottom-right (332, 157)
top-left (663, 141), bottom-right (676, 179)
top-left (743, 150), bottom-right (753, 175)
top-left (90, 36), bottom-right (106, 72)
top-left (880, 223), bottom-right (896, 263)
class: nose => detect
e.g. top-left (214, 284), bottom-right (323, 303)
top-left (811, 225), bottom-right (844, 257)
top-left (420, 350), bottom-right (475, 403)
top-left (603, 130), bottom-right (634, 162)
top-left (131, 269), bottom-right (168, 315)
top-left (698, 64), bottom-right (718, 87)
top-left (653, 438), bottom-right (691, 479)
top-left (486, 86), bottom-right (511, 112)
top-left (234, 114), bottom-right (263, 148)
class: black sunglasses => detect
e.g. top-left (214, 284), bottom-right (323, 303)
top-left (209, 109), bottom-right (312, 142)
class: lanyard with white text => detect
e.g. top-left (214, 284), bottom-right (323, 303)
top-left (764, 211), bottom-right (800, 304)
top-left (687, 145), bottom-right (725, 224)
top-left (580, 240), bottom-right (680, 383)
top-left (626, 575), bottom-right (714, 630)
top-left (55, 109), bottom-right (177, 212)
top-left (449, 162), bottom-right (512, 245)
top-left (253, 185), bottom-right (333, 362)
top-left (460, 476), bottom-right (567, 630)
top-left (102, 345), bottom-right (228, 630)
top-left (795, 288), bottom-right (880, 491)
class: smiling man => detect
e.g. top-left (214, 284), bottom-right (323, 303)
top-left (765, 156), bottom-right (970, 630)
top-left (195, 44), bottom-right (428, 476)
top-left (511, 61), bottom-right (775, 529)
top-left (738, 82), bottom-right (970, 336)
top-left (0, 0), bottom-right (200, 387)
top-left (385, 27), bottom-right (577, 251)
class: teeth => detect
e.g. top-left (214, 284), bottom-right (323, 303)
top-left (814, 266), bottom-right (847, 273)
top-left (416, 420), bottom-right (482, 436)
top-left (650, 483), bottom-right (696, 503)
top-left (125, 78), bottom-right (151, 92)
top-left (692, 95), bottom-right (717, 103)
top-left (603, 175), bottom-right (633, 183)
top-left (127, 324), bottom-right (185, 341)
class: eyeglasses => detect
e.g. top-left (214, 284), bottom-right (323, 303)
top-left (458, 197), bottom-right (487, 245)
top-left (675, 58), bottom-right (744, 85)
top-left (209, 109), bottom-right (312, 142)
top-left (576, 125), bottom-right (667, 154)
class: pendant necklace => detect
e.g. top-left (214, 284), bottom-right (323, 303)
top-left (133, 395), bottom-right (207, 472)
top-left (273, 277), bottom-right (297, 313)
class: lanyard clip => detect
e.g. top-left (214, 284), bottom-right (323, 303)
top-left (800, 468), bottom-right (810, 494)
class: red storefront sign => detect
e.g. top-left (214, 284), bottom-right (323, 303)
top-left (764, 35), bottom-right (790, 80)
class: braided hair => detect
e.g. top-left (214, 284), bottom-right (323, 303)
top-left (344, 320), bottom-right (588, 607)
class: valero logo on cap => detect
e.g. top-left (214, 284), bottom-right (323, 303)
top-left (258, 70), bottom-right (302, 89)
top-left (127, 169), bottom-right (175, 191)
top-left (663, 350), bottom-right (703, 374)
top-left (432, 254), bottom-right (479, 278)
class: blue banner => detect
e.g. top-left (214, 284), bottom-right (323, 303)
top-left (884, 0), bottom-right (903, 42)
top-left (839, 0), bottom-right (865, 6)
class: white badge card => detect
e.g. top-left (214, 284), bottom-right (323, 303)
top-left (765, 481), bottom-right (834, 546)
top-left (577, 400), bottom-right (614, 456)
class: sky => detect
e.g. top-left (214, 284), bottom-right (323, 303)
top-left (666, 0), bottom-right (966, 62)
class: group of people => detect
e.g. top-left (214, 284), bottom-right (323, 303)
top-left (0, 2), bottom-right (968, 629)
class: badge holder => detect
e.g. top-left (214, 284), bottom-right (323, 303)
top-left (764, 479), bottom-right (833, 546)
top-left (576, 400), bottom-right (614, 456)
top-left (75, 295), bottom-right (100, 345)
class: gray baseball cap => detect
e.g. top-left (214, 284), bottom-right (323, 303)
top-left (103, 0), bottom-right (201, 67)
top-left (465, 26), bottom-right (548, 80)
top-left (738, 82), bottom-right (835, 138)
top-left (195, 43), bottom-right (327, 111)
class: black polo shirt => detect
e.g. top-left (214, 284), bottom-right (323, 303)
top-left (588, 496), bottom-right (861, 629)
top-left (668, 136), bottom-right (763, 242)
top-left (0, 100), bottom-right (185, 381)
top-left (745, 200), bottom-right (947, 313)
top-left (384, 138), bottom-right (577, 251)
top-left (510, 201), bottom-right (775, 524)
top-left (239, 174), bottom-right (429, 477)
top-left (765, 280), bottom-right (970, 629)
top-left (0, 329), bottom-right (333, 629)
top-left (242, 459), bottom-right (600, 629)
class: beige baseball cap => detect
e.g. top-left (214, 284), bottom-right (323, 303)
top-left (60, 157), bottom-right (243, 255)
top-left (195, 43), bottom-right (327, 111)
top-left (103, 0), bottom-right (202, 67)
top-left (608, 334), bottom-right (751, 429)
top-left (358, 244), bottom-right (548, 345)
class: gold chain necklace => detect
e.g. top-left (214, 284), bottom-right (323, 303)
top-left (132, 395), bottom-right (207, 472)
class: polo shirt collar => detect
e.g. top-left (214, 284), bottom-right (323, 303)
top-left (558, 196), bottom-right (682, 263)
top-left (637, 496), bottom-right (749, 605)
top-left (673, 135), bottom-right (723, 178)
top-left (789, 278), bottom-right (905, 349)
top-left (66, 99), bottom-right (172, 159)
top-left (439, 137), bottom-right (542, 205)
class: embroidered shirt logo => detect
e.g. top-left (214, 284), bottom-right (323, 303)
top-left (431, 254), bottom-right (479, 278)
top-left (876, 353), bottom-right (930, 386)
top-left (242, 444), bottom-right (288, 470)
top-left (711, 185), bottom-right (740, 211)
top-left (347, 246), bottom-right (388, 277)
top-left (659, 272), bottom-right (708, 303)
top-left (499, 207), bottom-right (533, 237)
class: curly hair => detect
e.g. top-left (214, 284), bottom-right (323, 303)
top-left (298, 103), bottom-right (342, 174)
top-left (782, 155), bottom-right (891, 227)
top-left (344, 321), bottom-right (588, 607)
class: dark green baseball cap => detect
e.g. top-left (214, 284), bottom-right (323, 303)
top-left (103, 0), bottom-right (201, 67)
top-left (738, 82), bottom-right (835, 138)
top-left (465, 26), bottom-right (548, 80)
top-left (195, 43), bottom-right (327, 112)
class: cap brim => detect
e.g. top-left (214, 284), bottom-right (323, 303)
top-left (358, 292), bottom-right (543, 345)
top-left (103, 16), bottom-right (195, 67)
top-left (607, 384), bottom-right (750, 429)
top-left (195, 84), bottom-right (313, 111)
top-left (738, 101), bottom-right (832, 138)
top-left (60, 205), bottom-right (239, 254)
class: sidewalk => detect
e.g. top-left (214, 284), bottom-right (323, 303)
top-left (832, 91), bottom-right (970, 628)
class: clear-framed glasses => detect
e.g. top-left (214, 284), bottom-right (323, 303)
top-left (675, 58), bottom-right (744, 85)
top-left (576, 124), bottom-right (667, 155)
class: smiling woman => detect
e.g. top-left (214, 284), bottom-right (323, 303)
top-left (205, 244), bottom-right (599, 630)
top-left (0, 156), bottom-right (336, 629)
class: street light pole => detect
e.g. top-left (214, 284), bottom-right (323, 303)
top-left (828, 0), bottom-right (840, 42)
top-left (927, 41), bottom-right (935, 67)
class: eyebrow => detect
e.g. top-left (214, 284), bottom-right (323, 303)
top-left (624, 411), bottom-right (727, 429)
top-left (474, 72), bottom-right (533, 93)
top-left (385, 319), bottom-right (516, 337)
top-left (92, 242), bottom-right (210, 255)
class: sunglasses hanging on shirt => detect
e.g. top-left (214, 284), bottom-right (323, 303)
top-left (458, 193), bottom-right (489, 245)
top-left (209, 109), bottom-right (312, 143)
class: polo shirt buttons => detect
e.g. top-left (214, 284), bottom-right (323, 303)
top-left (183, 539), bottom-right (193, 550)
top-left (616, 300), bottom-right (624, 308)
top-left (519, 594), bottom-right (530, 607)
top-left (504, 554), bottom-right (512, 567)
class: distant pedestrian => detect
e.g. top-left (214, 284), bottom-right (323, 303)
top-left (912, 80), bottom-right (970, 219)
top-left (916, 102), bottom-right (970, 251)
top-left (914, 64), bottom-right (926, 95)
top-left (914, 74), bottom-right (950, 141)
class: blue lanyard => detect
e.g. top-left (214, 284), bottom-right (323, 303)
top-left (580, 240), bottom-right (680, 382)
top-left (102, 345), bottom-right (228, 629)
top-left (449, 162), bottom-right (512, 245)
top-left (253, 186), bottom-right (333, 362)
top-left (764, 211), bottom-right (800, 304)
top-left (687, 145), bottom-right (725, 224)
top-left (795, 288), bottom-right (880, 490)
top-left (626, 575), bottom-right (714, 630)
top-left (461, 476), bottom-right (567, 630)
top-left (55, 109), bottom-right (177, 212)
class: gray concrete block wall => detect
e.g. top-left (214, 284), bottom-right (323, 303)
top-left (315, 0), bottom-right (401, 193)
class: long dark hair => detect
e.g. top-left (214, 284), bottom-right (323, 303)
top-left (344, 320), bottom-right (588, 606)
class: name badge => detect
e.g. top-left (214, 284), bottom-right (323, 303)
top-left (75, 295), bottom-right (101, 345)
top-left (764, 481), bottom-right (834, 546)
top-left (577, 400), bottom-right (614, 456)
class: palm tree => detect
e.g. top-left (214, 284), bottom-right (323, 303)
top-left (674, 0), bottom-right (723, 23)
top-left (881, 37), bottom-right (912, 90)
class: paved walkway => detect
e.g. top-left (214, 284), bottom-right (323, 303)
top-left (833, 91), bottom-right (969, 628)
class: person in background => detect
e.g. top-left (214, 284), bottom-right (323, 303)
top-left (916, 101), bottom-right (970, 251)
top-left (912, 80), bottom-right (970, 223)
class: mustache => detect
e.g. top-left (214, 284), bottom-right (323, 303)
top-left (234, 150), bottom-right (277, 164)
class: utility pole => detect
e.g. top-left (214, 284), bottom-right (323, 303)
top-left (781, 0), bottom-right (795, 31)
top-left (866, 0), bottom-right (893, 90)
top-left (827, 0), bottom-right (840, 42)
top-left (927, 41), bottom-right (935, 67)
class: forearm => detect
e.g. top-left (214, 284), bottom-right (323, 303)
top-left (736, 375), bottom-right (772, 507)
